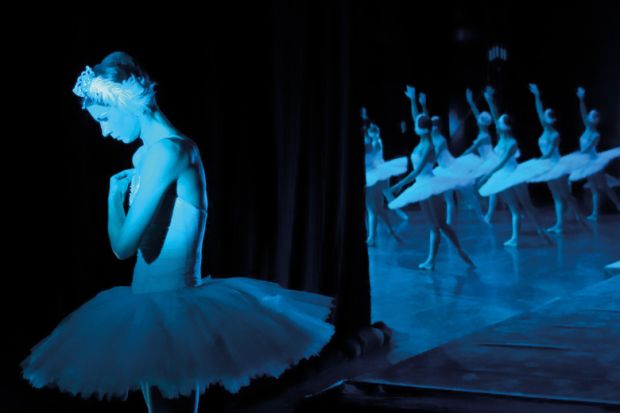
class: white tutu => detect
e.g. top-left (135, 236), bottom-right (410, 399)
top-left (388, 175), bottom-right (472, 209)
top-left (479, 157), bottom-right (551, 196)
top-left (569, 147), bottom-right (620, 181)
top-left (432, 153), bottom-right (483, 179)
top-left (475, 151), bottom-right (502, 176)
top-left (366, 157), bottom-right (407, 187)
top-left (21, 276), bottom-right (334, 400)
top-left (528, 152), bottom-right (590, 182)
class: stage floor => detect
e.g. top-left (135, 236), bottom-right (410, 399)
top-left (369, 209), bottom-right (620, 364)
top-left (297, 209), bottom-right (620, 412)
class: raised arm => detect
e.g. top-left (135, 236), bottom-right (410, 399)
top-left (484, 86), bottom-right (500, 126)
top-left (108, 139), bottom-right (188, 260)
top-left (576, 87), bottom-right (588, 127)
top-left (465, 88), bottom-right (481, 120)
top-left (529, 83), bottom-right (546, 128)
top-left (419, 92), bottom-right (429, 115)
top-left (405, 85), bottom-right (420, 122)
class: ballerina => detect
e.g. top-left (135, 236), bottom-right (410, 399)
top-left (569, 87), bottom-right (620, 221)
top-left (464, 88), bottom-right (500, 223)
top-left (385, 86), bottom-right (475, 271)
top-left (21, 52), bottom-right (335, 413)
top-left (479, 86), bottom-right (553, 247)
top-left (428, 110), bottom-right (488, 226)
top-left (365, 123), bottom-right (408, 246)
top-left (523, 83), bottom-right (587, 232)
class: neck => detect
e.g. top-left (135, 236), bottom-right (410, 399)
top-left (139, 109), bottom-right (178, 147)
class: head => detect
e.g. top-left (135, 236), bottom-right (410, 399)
top-left (360, 106), bottom-right (369, 121)
top-left (415, 114), bottom-right (431, 137)
top-left (431, 116), bottom-right (441, 134)
top-left (477, 111), bottom-right (492, 129)
top-left (367, 123), bottom-right (380, 142)
top-left (543, 108), bottom-right (557, 127)
top-left (587, 109), bottom-right (600, 127)
top-left (497, 114), bottom-right (512, 134)
top-left (73, 52), bottom-right (158, 144)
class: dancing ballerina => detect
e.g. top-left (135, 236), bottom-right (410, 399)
top-left (385, 86), bottom-right (474, 271)
top-left (479, 86), bottom-right (553, 247)
top-left (464, 88), bottom-right (500, 223)
top-left (365, 123), bottom-right (408, 246)
top-left (422, 93), bottom-right (488, 226)
top-left (522, 83), bottom-right (587, 232)
top-left (569, 87), bottom-right (620, 221)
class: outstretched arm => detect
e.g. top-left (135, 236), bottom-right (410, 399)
top-left (108, 139), bottom-right (188, 260)
top-left (419, 92), bottom-right (429, 115)
top-left (484, 86), bottom-right (500, 126)
top-left (465, 88), bottom-right (481, 120)
top-left (405, 85), bottom-right (420, 123)
top-left (529, 83), bottom-right (546, 128)
top-left (577, 87), bottom-right (588, 127)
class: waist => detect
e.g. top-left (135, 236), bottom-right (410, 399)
top-left (132, 256), bottom-right (202, 294)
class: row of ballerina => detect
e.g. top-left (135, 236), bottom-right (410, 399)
top-left (364, 84), bottom-right (620, 270)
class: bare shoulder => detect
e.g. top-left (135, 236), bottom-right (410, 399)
top-left (144, 137), bottom-right (194, 169)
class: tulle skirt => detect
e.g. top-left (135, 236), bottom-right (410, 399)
top-left (475, 152), bottom-right (502, 176)
top-left (478, 162), bottom-right (531, 196)
top-left (569, 148), bottom-right (620, 181)
top-left (388, 174), bottom-right (472, 209)
top-left (21, 276), bottom-right (334, 400)
top-left (433, 153), bottom-right (483, 179)
top-left (366, 157), bottom-right (408, 187)
top-left (529, 152), bottom-right (591, 183)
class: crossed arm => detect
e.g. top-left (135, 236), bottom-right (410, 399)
top-left (108, 140), bottom-right (188, 260)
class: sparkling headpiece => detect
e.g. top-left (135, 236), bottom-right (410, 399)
top-left (72, 66), bottom-right (155, 111)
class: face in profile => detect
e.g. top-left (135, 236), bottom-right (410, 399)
top-left (86, 104), bottom-right (141, 144)
top-left (543, 109), bottom-right (557, 127)
top-left (587, 110), bottom-right (600, 127)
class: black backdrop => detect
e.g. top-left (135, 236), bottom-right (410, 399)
top-left (8, 2), bottom-right (619, 411)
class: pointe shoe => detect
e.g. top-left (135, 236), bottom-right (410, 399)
top-left (586, 214), bottom-right (599, 222)
top-left (545, 225), bottom-right (563, 234)
top-left (503, 238), bottom-right (519, 247)
top-left (418, 261), bottom-right (435, 271)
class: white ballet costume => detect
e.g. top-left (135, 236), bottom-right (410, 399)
top-left (365, 138), bottom-right (407, 187)
top-left (22, 166), bottom-right (334, 399)
top-left (388, 143), bottom-right (472, 209)
top-left (495, 131), bottom-right (558, 187)
top-left (569, 129), bottom-right (620, 181)
top-left (478, 139), bottom-right (523, 196)
top-left (431, 133), bottom-right (482, 179)
top-left (472, 132), bottom-right (501, 176)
